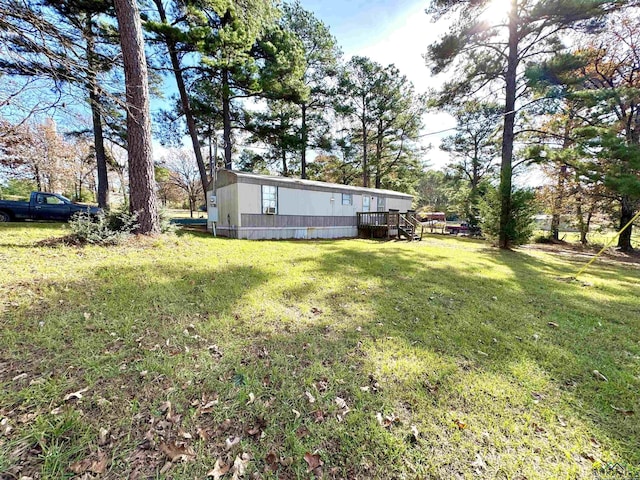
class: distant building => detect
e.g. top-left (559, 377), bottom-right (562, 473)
top-left (206, 170), bottom-right (413, 240)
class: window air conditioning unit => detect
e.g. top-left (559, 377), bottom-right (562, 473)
top-left (265, 207), bottom-right (277, 215)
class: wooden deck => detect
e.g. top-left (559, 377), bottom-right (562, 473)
top-left (356, 211), bottom-right (424, 241)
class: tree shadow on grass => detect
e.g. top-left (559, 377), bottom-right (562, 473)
top-left (284, 243), bottom-right (640, 472)
top-left (1, 237), bottom-right (639, 479)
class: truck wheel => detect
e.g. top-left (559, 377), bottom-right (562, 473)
top-left (0, 211), bottom-right (11, 222)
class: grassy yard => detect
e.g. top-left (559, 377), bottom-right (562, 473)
top-left (1, 223), bottom-right (639, 479)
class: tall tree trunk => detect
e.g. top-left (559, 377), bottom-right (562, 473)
top-left (617, 195), bottom-right (635, 251)
top-left (498, 0), bottom-right (518, 249)
top-left (85, 16), bottom-right (110, 210)
top-left (550, 165), bottom-right (567, 241)
top-left (222, 67), bottom-right (232, 170)
top-left (301, 103), bottom-right (307, 179)
top-left (281, 146), bottom-right (288, 176)
top-left (114, 0), bottom-right (159, 234)
top-left (34, 164), bottom-right (42, 191)
top-left (375, 123), bottom-right (383, 189)
top-left (361, 98), bottom-right (368, 187)
top-left (152, 0), bottom-right (209, 194)
top-left (576, 199), bottom-right (586, 244)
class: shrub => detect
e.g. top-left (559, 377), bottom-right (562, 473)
top-left (480, 187), bottom-right (537, 246)
top-left (158, 209), bottom-right (177, 234)
top-left (69, 208), bottom-right (139, 245)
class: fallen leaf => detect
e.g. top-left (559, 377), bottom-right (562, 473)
top-left (69, 458), bottom-right (92, 474)
top-left (50, 407), bottom-right (63, 415)
top-left (160, 461), bottom-right (173, 474)
top-left (311, 410), bottom-right (325, 423)
top-left (547, 322), bottom-right (559, 328)
top-left (530, 392), bottom-right (543, 403)
top-left (225, 436), bottom-right (241, 450)
top-left (409, 424), bottom-right (420, 443)
top-left (310, 307), bottom-right (323, 315)
top-left (592, 370), bottom-right (608, 382)
top-left (454, 419), bottom-right (467, 430)
top-left (159, 400), bottom-right (172, 418)
top-left (292, 409), bottom-right (301, 419)
top-left (83, 312), bottom-right (91, 320)
top-left (471, 453), bottom-right (487, 472)
top-left (98, 427), bottom-right (110, 446)
top-left (315, 379), bottom-right (328, 393)
top-left (159, 441), bottom-right (196, 462)
top-left (63, 387), bottom-right (89, 402)
top-left (280, 456), bottom-right (294, 467)
top-left (231, 452), bottom-right (250, 480)
top-left (611, 405), bottom-right (634, 416)
top-left (197, 426), bottom-right (210, 441)
top-left (530, 422), bottom-right (546, 434)
top-left (359, 386), bottom-right (370, 392)
top-left (246, 393), bottom-right (255, 405)
top-left (376, 412), bottom-right (399, 428)
top-left (304, 391), bottom-right (316, 404)
top-left (207, 458), bottom-right (230, 479)
top-left (12, 373), bottom-right (28, 382)
top-left (90, 451), bottom-right (108, 474)
top-left (199, 398), bottom-right (219, 414)
top-left (178, 427), bottom-right (192, 439)
top-left (557, 415), bottom-right (567, 427)
top-left (265, 452), bottom-right (279, 472)
top-left (295, 426), bottom-right (310, 438)
top-left (303, 452), bottom-right (323, 472)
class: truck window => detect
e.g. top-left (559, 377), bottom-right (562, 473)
top-left (37, 194), bottom-right (65, 205)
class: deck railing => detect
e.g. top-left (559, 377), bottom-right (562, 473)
top-left (357, 211), bottom-right (395, 227)
top-left (356, 211), bottom-right (425, 240)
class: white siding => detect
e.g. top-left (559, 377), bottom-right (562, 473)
top-left (278, 188), bottom-right (359, 216)
top-left (237, 183), bottom-right (262, 219)
top-left (388, 197), bottom-right (413, 212)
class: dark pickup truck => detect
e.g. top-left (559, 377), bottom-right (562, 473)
top-left (0, 192), bottom-right (101, 222)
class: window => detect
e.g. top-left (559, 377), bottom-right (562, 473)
top-left (262, 185), bottom-right (277, 214)
top-left (377, 197), bottom-right (386, 211)
top-left (362, 196), bottom-right (370, 212)
top-left (342, 193), bottom-right (352, 205)
top-left (36, 194), bottom-right (65, 205)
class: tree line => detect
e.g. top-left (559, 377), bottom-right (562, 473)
top-left (0, 0), bottom-right (426, 234)
top-left (1, 0), bottom-right (639, 249)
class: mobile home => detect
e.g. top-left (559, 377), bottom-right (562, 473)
top-left (207, 170), bottom-right (413, 240)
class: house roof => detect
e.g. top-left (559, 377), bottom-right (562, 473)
top-left (213, 170), bottom-right (413, 199)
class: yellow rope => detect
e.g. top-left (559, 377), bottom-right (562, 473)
top-left (574, 209), bottom-right (640, 279)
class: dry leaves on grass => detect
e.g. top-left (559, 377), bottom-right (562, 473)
top-left (207, 458), bottom-right (230, 479)
top-left (159, 441), bottom-right (196, 462)
top-left (454, 419), bottom-right (467, 430)
top-left (63, 386), bottom-right (89, 402)
top-left (592, 370), bottom-right (608, 382)
top-left (304, 452), bottom-right (323, 474)
top-left (231, 453), bottom-right (251, 479)
top-left (611, 405), bottom-right (634, 415)
top-left (69, 451), bottom-right (108, 474)
top-left (376, 412), bottom-right (400, 428)
top-left (334, 397), bottom-right (350, 422)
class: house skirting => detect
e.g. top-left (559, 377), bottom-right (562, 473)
top-left (214, 225), bottom-right (357, 240)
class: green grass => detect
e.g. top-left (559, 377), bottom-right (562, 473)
top-left (1, 223), bottom-right (639, 479)
top-left (534, 229), bottom-right (640, 248)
